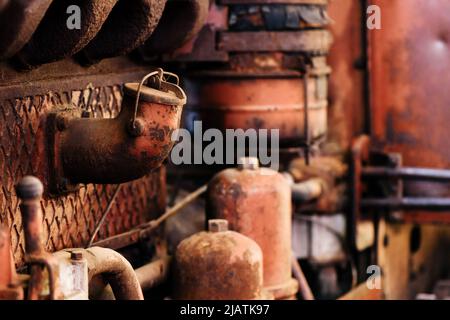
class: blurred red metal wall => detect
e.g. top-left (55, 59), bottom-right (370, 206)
top-left (369, 0), bottom-right (450, 222)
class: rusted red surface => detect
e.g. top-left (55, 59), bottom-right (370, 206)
top-left (174, 219), bottom-right (267, 300)
top-left (207, 161), bottom-right (297, 299)
top-left (327, 0), bottom-right (366, 150)
top-left (54, 75), bottom-right (185, 185)
top-left (184, 68), bottom-right (329, 147)
top-left (369, 0), bottom-right (450, 170)
top-left (0, 226), bottom-right (23, 300)
top-left (369, 0), bottom-right (450, 222)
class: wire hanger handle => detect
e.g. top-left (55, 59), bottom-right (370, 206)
top-left (131, 68), bottom-right (180, 129)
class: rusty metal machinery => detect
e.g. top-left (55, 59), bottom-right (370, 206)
top-left (207, 157), bottom-right (298, 299)
top-left (183, 58), bottom-right (330, 148)
top-left (0, 0), bottom-right (449, 303)
top-left (173, 219), bottom-right (271, 300)
top-left (48, 69), bottom-right (186, 191)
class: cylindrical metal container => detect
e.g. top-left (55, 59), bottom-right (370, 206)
top-left (183, 68), bottom-right (329, 147)
top-left (207, 158), bottom-right (298, 299)
top-left (173, 219), bottom-right (269, 300)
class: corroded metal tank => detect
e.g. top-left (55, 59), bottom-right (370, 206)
top-left (207, 157), bottom-right (298, 299)
top-left (173, 219), bottom-right (269, 300)
top-left (183, 67), bottom-right (329, 147)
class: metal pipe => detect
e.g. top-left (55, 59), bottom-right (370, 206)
top-left (291, 178), bottom-right (324, 203)
top-left (361, 197), bottom-right (450, 211)
top-left (53, 71), bottom-right (186, 185)
top-left (84, 247), bottom-right (144, 300)
top-left (16, 176), bottom-right (45, 300)
top-left (93, 184), bottom-right (207, 249)
top-left (291, 255), bottom-right (314, 300)
top-left (95, 256), bottom-right (172, 300)
top-left (362, 166), bottom-right (450, 181)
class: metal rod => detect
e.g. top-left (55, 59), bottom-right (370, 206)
top-left (86, 184), bottom-right (122, 248)
top-left (362, 166), bottom-right (450, 181)
top-left (303, 64), bottom-right (310, 165)
top-left (291, 255), bottom-right (314, 300)
top-left (93, 184), bottom-right (208, 249)
top-left (361, 197), bottom-right (450, 210)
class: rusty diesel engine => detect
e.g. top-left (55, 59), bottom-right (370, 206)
top-left (0, 0), bottom-right (449, 304)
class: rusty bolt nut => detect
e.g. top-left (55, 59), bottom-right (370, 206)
top-left (128, 118), bottom-right (145, 137)
top-left (70, 250), bottom-right (83, 261)
top-left (238, 157), bottom-right (259, 170)
top-left (208, 219), bottom-right (229, 233)
top-left (56, 115), bottom-right (69, 131)
top-left (15, 176), bottom-right (44, 200)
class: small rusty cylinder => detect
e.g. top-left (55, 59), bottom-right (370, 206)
top-left (207, 157), bottom-right (297, 299)
top-left (57, 72), bottom-right (186, 184)
top-left (174, 219), bottom-right (269, 300)
top-left (16, 176), bottom-right (44, 255)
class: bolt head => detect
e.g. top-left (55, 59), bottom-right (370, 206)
top-left (128, 118), bottom-right (145, 137)
top-left (208, 219), bottom-right (229, 233)
top-left (15, 176), bottom-right (43, 200)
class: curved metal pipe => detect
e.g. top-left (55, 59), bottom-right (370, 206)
top-left (54, 247), bottom-right (144, 300)
top-left (85, 247), bottom-right (143, 300)
top-left (94, 256), bottom-right (172, 300)
top-left (51, 72), bottom-right (186, 185)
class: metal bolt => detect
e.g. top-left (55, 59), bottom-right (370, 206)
top-left (208, 219), bottom-right (229, 233)
top-left (15, 176), bottom-right (44, 200)
top-left (238, 157), bottom-right (259, 170)
top-left (128, 118), bottom-right (145, 137)
top-left (70, 250), bottom-right (83, 261)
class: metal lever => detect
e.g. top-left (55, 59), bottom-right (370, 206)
top-left (16, 176), bottom-right (61, 300)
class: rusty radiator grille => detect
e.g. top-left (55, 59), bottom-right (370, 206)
top-left (0, 85), bottom-right (165, 267)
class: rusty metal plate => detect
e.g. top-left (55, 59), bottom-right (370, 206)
top-left (0, 85), bottom-right (166, 268)
top-left (369, 0), bottom-right (450, 222)
top-left (218, 30), bottom-right (332, 53)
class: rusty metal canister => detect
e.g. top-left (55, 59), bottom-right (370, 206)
top-left (207, 157), bottom-right (298, 299)
top-left (173, 219), bottom-right (270, 300)
top-left (183, 68), bottom-right (329, 147)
